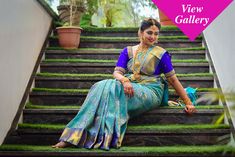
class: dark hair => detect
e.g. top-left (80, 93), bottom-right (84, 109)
top-left (139, 18), bottom-right (161, 32)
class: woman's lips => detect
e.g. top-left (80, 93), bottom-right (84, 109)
top-left (148, 39), bottom-right (155, 42)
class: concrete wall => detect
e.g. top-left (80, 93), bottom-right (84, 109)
top-left (0, 0), bottom-right (52, 144)
top-left (203, 1), bottom-right (235, 127)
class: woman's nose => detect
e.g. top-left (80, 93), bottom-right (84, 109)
top-left (151, 34), bottom-right (156, 39)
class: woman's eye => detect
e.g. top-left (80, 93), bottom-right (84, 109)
top-left (146, 31), bottom-right (159, 36)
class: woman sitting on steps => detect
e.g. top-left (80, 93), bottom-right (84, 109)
top-left (52, 18), bottom-right (197, 150)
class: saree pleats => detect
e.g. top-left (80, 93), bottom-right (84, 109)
top-left (59, 79), bottom-right (164, 150)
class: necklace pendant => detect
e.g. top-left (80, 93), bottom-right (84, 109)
top-left (133, 73), bottom-right (141, 81)
top-left (134, 61), bottom-right (140, 68)
top-left (131, 75), bottom-right (136, 81)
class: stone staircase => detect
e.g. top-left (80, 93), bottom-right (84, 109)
top-left (0, 27), bottom-right (234, 156)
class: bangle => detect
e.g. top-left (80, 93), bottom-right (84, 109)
top-left (120, 77), bottom-right (130, 84)
top-left (183, 97), bottom-right (192, 106)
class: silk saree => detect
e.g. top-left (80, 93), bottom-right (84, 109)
top-left (59, 45), bottom-right (175, 150)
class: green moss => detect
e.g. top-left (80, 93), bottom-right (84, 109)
top-left (46, 47), bottom-right (122, 51)
top-left (18, 123), bottom-right (64, 130)
top-left (32, 88), bottom-right (89, 93)
top-left (25, 104), bottom-right (81, 109)
top-left (50, 36), bottom-right (201, 41)
top-left (43, 59), bottom-right (208, 63)
top-left (36, 73), bottom-right (113, 78)
top-left (0, 144), bottom-right (234, 154)
top-left (169, 88), bottom-right (218, 93)
top-left (77, 48), bottom-right (121, 51)
top-left (82, 26), bottom-right (180, 32)
top-left (176, 73), bottom-right (213, 77)
top-left (80, 36), bottom-right (202, 41)
top-left (83, 27), bottom-right (138, 32)
top-left (163, 105), bottom-right (223, 109)
top-left (172, 59), bottom-right (207, 63)
top-left (36, 72), bottom-right (212, 78)
top-left (18, 123), bottom-right (229, 131)
top-left (43, 59), bottom-right (116, 63)
top-left (46, 47), bottom-right (205, 51)
top-left (25, 102), bottom-right (222, 109)
top-left (46, 47), bottom-right (78, 50)
top-left (33, 87), bottom-right (217, 94)
top-left (167, 47), bottom-right (205, 51)
top-left (128, 124), bottom-right (229, 131)
top-left (195, 88), bottom-right (218, 92)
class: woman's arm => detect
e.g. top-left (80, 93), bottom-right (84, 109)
top-left (167, 74), bottom-right (196, 114)
top-left (113, 71), bottom-right (126, 82)
top-left (113, 71), bottom-right (134, 97)
top-left (113, 47), bottom-right (134, 97)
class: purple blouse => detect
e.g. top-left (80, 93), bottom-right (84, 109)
top-left (116, 47), bottom-right (174, 76)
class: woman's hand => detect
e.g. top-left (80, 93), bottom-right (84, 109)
top-left (184, 102), bottom-right (197, 115)
top-left (123, 82), bottom-right (134, 98)
top-left (114, 74), bottom-right (134, 98)
top-left (167, 74), bottom-right (197, 115)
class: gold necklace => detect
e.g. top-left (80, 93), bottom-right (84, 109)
top-left (132, 45), bottom-right (150, 81)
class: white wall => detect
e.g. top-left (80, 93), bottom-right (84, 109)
top-left (203, 1), bottom-right (235, 126)
top-left (0, 0), bottom-right (52, 144)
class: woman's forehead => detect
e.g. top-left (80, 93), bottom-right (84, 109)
top-left (145, 25), bottom-right (159, 32)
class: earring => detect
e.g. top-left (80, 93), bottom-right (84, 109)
top-left (141, 36), bottom-right (145, 42)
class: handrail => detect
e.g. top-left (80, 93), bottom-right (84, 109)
top-left (36, 0), bottom-right (59, 20)
top-left (202, 34), bottom-right (235, 141)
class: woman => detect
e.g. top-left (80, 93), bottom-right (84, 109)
top-left (52, 18), bottom-right (196, 150)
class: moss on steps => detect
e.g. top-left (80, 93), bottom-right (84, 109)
top-left (36, 72), bottom-right (213, 78)
top-left (32, 88), bottom-right (89, 93)
top-left (42, 59), bottom-right (208, 63)
top-left (167, 47), bottom-right (205, 51)
top-left (0, 144), bottom-right (234, 154)
top-left (25, 103), bottom-right (222, 110)
top-left (82, 26), bottom-right (180, 32)
top-left (79, 36), bottom-right (202, 41)
top-left (32, 87), bottom-right (217, 94)
top-left (25, 103), bottom-right (81, 109)
top-left (46, 47), bottom-right (205, 51)
top-left (18, 123), bottom-right (229, 131)
top-left (50, 36), bottom-right (202, 42)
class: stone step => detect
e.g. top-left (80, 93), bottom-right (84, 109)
top-left (0, 145), bottom-right (234, 157)
top-left (81, 28), bottom-right (185, 37)
top-left (22, 106), bottom-right (224, 125)
top-left (55, 26), bottom-right (183, 36)
top-left (29, 88), bottom-right (218, 106)
top-left (81, 30), bottom-right (185, 37)
top-left (45, 48), bottom-right (206, 60)
top-left (5, 124), bottom-right (230, 146)
top-left (51, 36), bottom-right (201, 42)
top-left (50, 38), bottom-right (202, 48)
top-left (35, 74), bottom-right (213, 89)
top-left (40, 62), bottom-right (209, 74)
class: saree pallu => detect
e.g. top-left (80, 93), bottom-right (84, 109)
top-left (59, 78), bottom-right (164, 150)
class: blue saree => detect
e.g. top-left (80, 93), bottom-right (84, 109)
top-left (59, 45), bottom-right (175, 150)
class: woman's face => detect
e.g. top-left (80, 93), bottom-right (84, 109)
top-left (141, 25), bottom-right (159, 46)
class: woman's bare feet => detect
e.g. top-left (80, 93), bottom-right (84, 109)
top-left (52, 141), bottom-right (70, 148)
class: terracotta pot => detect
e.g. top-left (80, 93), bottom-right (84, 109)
top-left (56, 26), bottom-right (82, 49)
top-left (158, 9), bottom-right (175, 26)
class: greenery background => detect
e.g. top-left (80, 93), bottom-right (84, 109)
top-left (45, 0), bottom-right (158, 27)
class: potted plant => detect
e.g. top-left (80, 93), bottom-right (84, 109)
top-left (56, 0), bottom-right (85, 49)
top-left (158, 9), bottom-right (175, 26)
